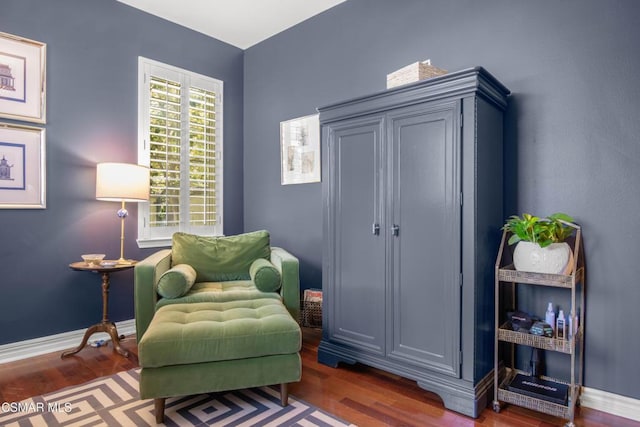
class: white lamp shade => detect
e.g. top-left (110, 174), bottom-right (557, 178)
top-left (96, 162), bottom-right (150, 202)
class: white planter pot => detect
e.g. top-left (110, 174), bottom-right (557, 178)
top-left (513, 241), bottom-right (573, 274)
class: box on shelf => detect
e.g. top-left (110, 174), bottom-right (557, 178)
top-left (507, 374), bottom-right (569, 405)
top-left (386, 60), bottom-right (448, 89)
top-left (300, 288), bottom-right (322, 328)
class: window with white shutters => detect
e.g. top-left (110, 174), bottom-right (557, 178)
top-left (138, 57), bottom-right (223, 247)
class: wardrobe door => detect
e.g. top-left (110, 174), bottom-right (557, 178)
top-left (325, 115), bottom-right (386, 355)
top-left (387, 100), bottom-right (462, 376)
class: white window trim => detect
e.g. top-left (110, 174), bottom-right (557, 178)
top-left (137, 56), bottom-right (224, 248)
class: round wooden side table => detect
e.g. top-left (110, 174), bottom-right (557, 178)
top-left (61, 261), bottom-right (136, 358)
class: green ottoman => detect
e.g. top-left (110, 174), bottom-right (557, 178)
top-left (138, 298), bottom-right (302, 423)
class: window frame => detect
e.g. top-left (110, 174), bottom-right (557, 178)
top-left (137, 56), bottom-right (224, 248)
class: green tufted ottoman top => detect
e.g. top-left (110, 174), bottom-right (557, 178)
top-left (138, 298), bottom-right (301, 368)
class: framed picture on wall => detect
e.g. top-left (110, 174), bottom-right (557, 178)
top-left (0, 32), bottom-right (46, 123)
top-left (0, 123), bottom-right (46, 209)
top-left (280, 114), bottom-right (320, 185)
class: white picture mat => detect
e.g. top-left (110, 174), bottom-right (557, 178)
top-left (0, 124), bottom-right (45, 208)
top-left (0, 32), bottom-right (46, 123)
top-left (280, 114), bottom-right (320, 185)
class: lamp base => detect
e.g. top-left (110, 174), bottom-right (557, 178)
top-left (116, 258), bottom-right (136, 265)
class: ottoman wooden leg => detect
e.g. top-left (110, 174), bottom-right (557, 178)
top-left (154, 398), bottom-right (166, 424)
top-left (280, 383), bottom-right (289, 406)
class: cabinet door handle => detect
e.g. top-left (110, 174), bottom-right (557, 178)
top-left (372, 223), bottom-right (380, 235)
top-left (392, 224), bottom-right (399, 236)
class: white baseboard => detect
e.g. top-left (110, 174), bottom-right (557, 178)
top-left (1, 324), bottom-right (638, 423)
top-left (0, 319), bottom-right (136, 364)
top-left (581, 386), bottom-right (640, 422)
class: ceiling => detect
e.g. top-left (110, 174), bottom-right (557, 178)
top-left (117, 0), bottom-right (347, 49)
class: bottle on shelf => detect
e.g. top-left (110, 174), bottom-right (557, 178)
top-left (568, 312), bottom-right (572, 339)
top-left (568, 310), bottom-right (578, 339)
top-left (530, 348), bottom-right (545, 377)
top-left (556, 309), bottom-right (567, 340)
top-left (545, 302), bottom-right (556, 336)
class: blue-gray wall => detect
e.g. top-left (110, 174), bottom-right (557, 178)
top-left (244, 0), bottom-right (640, 399)
top-left (2, 0), bottom-right (639, 404)
top-left (0, 0), bottom-right (244, 344)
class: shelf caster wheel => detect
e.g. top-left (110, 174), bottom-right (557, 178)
top-left (492, 401), bottom-right (501, 413)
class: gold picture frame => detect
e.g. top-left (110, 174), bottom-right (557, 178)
top-left (280, 114), bottom-right (320, 185)
top-left (0, 32), bottom-right (46, 124)
top-left (0, 122), bottom-right (46, 209)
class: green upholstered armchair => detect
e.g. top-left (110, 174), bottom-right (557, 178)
top-left (134, 230), bottom-right (302, 423)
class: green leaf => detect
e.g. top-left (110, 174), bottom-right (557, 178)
top-left (503, 211), bottom-right (575, 245)
top-left (508, 234), bottom-right (522, 245)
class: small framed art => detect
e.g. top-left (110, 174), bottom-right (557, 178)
top-left (280, 114), bottom-right (320, 185)
top-left (0, 123), bottom-right (46, 209)
top-left (0, 32), bottom-right (47, 123)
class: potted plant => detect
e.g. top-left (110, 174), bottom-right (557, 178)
top-left (502, 212), bottom-right (575, 274)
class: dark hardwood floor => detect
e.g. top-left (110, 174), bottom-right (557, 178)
top-left (1, 328), bottom-right (637, 426)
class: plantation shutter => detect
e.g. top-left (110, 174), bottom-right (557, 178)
top-left (138, 58), bottom-right (223, 247)
top-left (187, 85), bottom-right (219, 227)
top-left (148, 75), bottom-right (182, 229)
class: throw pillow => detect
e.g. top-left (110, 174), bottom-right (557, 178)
top-left (157, 264), bottom-right (197, 299)
top-left (172, 230), bottom-right (271, 282)
top-left (249, 258), bottom-right (281, 292)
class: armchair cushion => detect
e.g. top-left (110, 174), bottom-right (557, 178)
top-left (249, 258), bottom-right (281, 292)
top-left (172, 230), bottom-right (271, 282)
top-left (157, 264), bottom-right (197, 299)
top-left (155, 280), bottom-right (281, 309)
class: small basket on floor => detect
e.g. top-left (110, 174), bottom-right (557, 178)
top-left (300, 289), bottom-right (322, 328)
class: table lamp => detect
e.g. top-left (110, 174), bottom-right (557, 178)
top-left (96, 162), bottom-right (149, 264)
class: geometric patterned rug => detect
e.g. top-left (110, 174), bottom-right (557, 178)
top-left (0, 369), bottom-right (356, 426)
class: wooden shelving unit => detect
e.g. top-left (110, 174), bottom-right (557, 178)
top-left (493, 225), bottom-right (585, 427)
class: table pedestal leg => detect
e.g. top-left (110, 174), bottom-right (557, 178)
top-left (61, 271), bottom-right (129, 358)
top-left (61, 322), bottom-right (129, 358)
